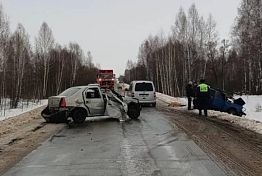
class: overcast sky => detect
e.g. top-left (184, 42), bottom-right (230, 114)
top-left (2, 0), bottom-right (240, 76)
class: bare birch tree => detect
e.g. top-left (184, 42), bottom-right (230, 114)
top-left (0, 3), bottom-right (9, 113)
top-left (35, 22), bottom-right (54, 98)
top-left (9, 24), bottom-right (31, 108)
top-left (69, 43), bottom-right (82, 86)
top-left (54, 45), bottom-right (64, 94)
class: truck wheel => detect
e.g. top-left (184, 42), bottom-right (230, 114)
top-left (72, 109), bottom-right (87, 124)
top-left (127, 103), bottom-right (140, 119)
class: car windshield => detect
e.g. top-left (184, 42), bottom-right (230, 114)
top-left (59, 88), bottom-right (81, 96)
top-left (135, 83), bottom-right (153, 91)
top-left (100, 74), bottom-right (113, 79)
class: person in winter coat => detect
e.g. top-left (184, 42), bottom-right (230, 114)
top-left (185, 81), bottom-right (194, 110)
top-left (195, 79), bottom-right (210, 116)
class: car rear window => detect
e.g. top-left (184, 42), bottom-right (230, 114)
top-left (59, 88), bottom-right (81, 96)
top-left (135, 83), bottom-right (153, 91)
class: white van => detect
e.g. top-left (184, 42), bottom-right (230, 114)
top-left (129, 81), bottom-right (156, 107)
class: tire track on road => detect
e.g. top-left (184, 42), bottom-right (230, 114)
top-left (119, 120), bottom-right (161, 176)
top-left (158, 102), bottom-right (262, 176)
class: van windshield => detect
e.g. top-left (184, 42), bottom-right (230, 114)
top-left (59, 88), bottom-right (81, 96)
top-left (135, 83), bottom-right (153, 91)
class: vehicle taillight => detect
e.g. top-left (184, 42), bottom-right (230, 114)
top-left (59, 98), bottom-right (67, 108)
top-left (131, 92), bottom-right (134, 97)
top-left (154, 92), bottom-right (156, 98)
top-left (99, 78), bottom-right (102, 82)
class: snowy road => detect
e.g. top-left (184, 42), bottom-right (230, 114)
top-left (2, 107), bottom-right (229, 176)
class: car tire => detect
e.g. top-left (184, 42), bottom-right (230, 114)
top-left (127, 103), bottom-right (140, 119)
top-left (152, 103), bottom-right (156, 107)
top-left (44, 117), bottom-right (51, 123)
top-left (72, 109), bottom-right (87, 124)
top-left (228, 108), bottom-right (237, 116)
top-left (41, 107), bottom-right (67, 123)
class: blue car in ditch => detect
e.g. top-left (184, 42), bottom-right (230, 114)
top-left (194, 88), bottom-right (246, 116)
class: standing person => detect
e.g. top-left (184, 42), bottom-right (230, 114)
top-left (192, 81), bottom-right (198, 97)
top-left (196, 79), bottom-right (210, 116)
top-left (192, 81), bottom-right (198, 109)
top-left (185, 81), bottom-right (194, 110)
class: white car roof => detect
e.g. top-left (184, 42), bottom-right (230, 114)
top-left (70, 86), bottom-right (88, 89)
top-left (67, 84), bottom-right (101, 91)
top-left (132, 80), bottom-right (153, 83)
top-left (88, 83), bottom-right (100, 86)
top-left (70, 85), bottom-right (98, 89)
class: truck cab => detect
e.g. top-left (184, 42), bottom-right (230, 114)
top-left (97, 70), bottom-right (115, 89)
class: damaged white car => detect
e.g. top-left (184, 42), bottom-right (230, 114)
top-left (41, 84), bottom-right (141, 124)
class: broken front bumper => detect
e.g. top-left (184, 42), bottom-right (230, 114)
top-left (41, 107), bottom-right (68, 123)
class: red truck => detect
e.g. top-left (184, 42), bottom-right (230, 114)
top-left (97, 70), bottom-right (115, 89)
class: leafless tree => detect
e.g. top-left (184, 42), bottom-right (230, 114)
top-left (0, 3), bottom-right (98, 114)
top-left (233, 0), bottom-right (262, 94)
top-left (35, 22), bottom-right (54, 98)
top-left (0, 3), bottom-right (9, 113)
top-left (69, 43), bottom-right (82, 86)
top-left (126, 3), bottom-right (259, 96)
top-left (8, 24), bottom-right (31, 108)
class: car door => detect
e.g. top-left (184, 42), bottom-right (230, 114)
top-left (212, 90), bottom-right (225, 110)
top-left (84, 88), bottom-right (104, 116)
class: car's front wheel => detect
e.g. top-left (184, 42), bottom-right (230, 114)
top-left (72, 109), bottom-right (87, 124)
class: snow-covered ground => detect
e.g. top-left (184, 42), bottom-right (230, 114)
top-left (157, 92), bottom-right (262, 134)
top-left (237, 95), bottom-right (262, 122)
top-left (0, 99), bottom-right (48, 121)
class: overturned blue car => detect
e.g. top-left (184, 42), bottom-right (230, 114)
top-left (193, 88), bottom-right (246, 116)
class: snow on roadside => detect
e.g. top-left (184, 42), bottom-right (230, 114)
top-left (156, 92), bottom-right (262, 134)
top-left (0, 99), bottom-right (48, 121)
top-left (236, 95), bottom-right (262, 122)
top-left (156, 92), bottom-right (187, 105)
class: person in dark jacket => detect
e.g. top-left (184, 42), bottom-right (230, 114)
top-left (185, 81), bottom-right (194, 110)
top-left (196, 79), bottom-right (210, 116)
top-left (193, 81), bottom-right (198, 97)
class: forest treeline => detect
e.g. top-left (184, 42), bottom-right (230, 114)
top-left (0, 5), bottom-right (97, 108)
top-left (124, 0), bottom-right (262, 96)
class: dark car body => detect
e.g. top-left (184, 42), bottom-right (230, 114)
top-left (194, 88), bottom-right (246, 116)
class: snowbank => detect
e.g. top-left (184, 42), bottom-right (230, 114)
top-left (236, 95), bottom-right (262, 122)
top-left (156, 92), bottom-right (187, 105)
top-left (0, 99), bottom-right (48, 121)
top-left (156, 92), bottom-right (262, 134)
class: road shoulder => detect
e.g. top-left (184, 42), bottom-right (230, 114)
top-left (0, 106), bottom-right (65, 175)
top-left (158, 101), bottom-right (262, 176)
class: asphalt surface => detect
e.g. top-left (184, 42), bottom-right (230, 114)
top-left (3, 107), bottom-right (230, 176)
